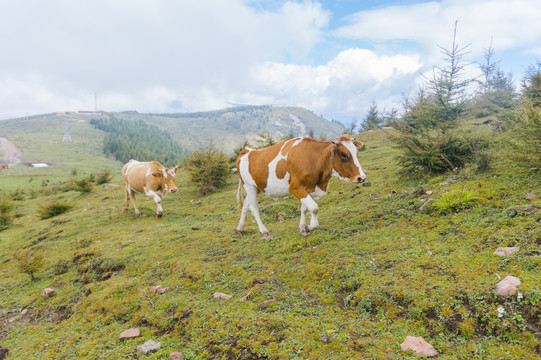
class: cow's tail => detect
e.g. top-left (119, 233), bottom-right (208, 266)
top-left (236, 178), bottom-right (244, 211)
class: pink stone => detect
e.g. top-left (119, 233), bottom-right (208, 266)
top-left (525, 193), bottom-right (537, 200)
top-left (213, 292), bottom-right (232, 300)
top-left (169, 352), bottom-right (184, 360)
top-left (119, 328), bottom-right (140, 340)
top-left (493, 247), bottom-right (520, 257)
top-left (495, 276), bottom-right (521, 296)
top-left (42, 288), bottom-right (56, 297)
top-left (400, 336), bottom-right (438, 357)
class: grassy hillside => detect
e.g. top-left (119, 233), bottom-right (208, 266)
top-left (1, 107), bottom-right (342, 191)
top-left (113, 106), bottom-right (344, 152)
top-left (0, 114), bottom-right (122, 191)
top-left (0, 128), bottom-right (539, 359)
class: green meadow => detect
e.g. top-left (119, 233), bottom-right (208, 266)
top-left (1, 123), bottom-right (540, 359)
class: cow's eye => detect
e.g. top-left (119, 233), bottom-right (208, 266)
top-left (341, 153), bottom-right (349, 160)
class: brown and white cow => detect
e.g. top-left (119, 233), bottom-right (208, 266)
top-left (236, 135), bottom-right (366, 236)
top-left (121, 160), bottom-right (179, 218)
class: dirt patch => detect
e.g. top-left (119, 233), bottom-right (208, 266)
top-left (0, 137), bottom-right (23, 166)
top-left (0, 309), bottom-right (33, 340)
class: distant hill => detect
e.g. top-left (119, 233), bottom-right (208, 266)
top-left (110, 106), bottom-right (344, 152)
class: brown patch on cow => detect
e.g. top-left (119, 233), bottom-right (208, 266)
top-left (339, 135), bottom-right (352, 142)
top-left (276, 159), bottom-right (288, 179)
top-left (246, 142), bottom-right (283, 191)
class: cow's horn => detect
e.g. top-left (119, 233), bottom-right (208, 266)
top-left (331, 140), bottom-right (339, 145)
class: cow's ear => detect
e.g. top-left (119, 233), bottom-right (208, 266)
top-left (331, 140), bottom-right (339, 156)
top-left (152, 172), bottom-right (163, 178)
top-left (353, 140), bottom-right (363, 149)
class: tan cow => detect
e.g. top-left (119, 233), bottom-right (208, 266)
top-left (121, 160), bottom-right (179, 218)
top-left (236, 135), bottom-right (366, 236)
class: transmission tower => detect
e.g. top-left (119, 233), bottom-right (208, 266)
top-left (62, 122), bottom-right (72, 142)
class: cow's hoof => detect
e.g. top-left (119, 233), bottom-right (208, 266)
top-left (260, 233), bottom-right (273, 241)
top-left (236, 230), bottom-right (244, 236)
top-left (123, 208), bottom-right (129, 213)
top-left (300, 230), bottom-right (310, 236)
top-left (156, 213), bottom-right (163, 219)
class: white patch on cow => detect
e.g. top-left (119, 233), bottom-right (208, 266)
top-left (145, 168), bottom-right (151, 178)
top-left (264, 140), bottom-right (292, 198)
top-left (342, 141), bottom-right (366, 180)
top-left (310, 186), bottom-right (326, 201)
top-left (332, 169), bottom-right (349, 181)
top-left (238, 149), bottom-right (256, 187)
top-left (292, 137), bottom-right (304, 147)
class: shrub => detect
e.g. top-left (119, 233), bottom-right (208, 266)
top-left (10, 188), bottom-right (25, 201)
top-left (39, 200), bottom-right (72, 219)
top-left (434, 189), bottom-right (481, 214)
top-left (95, 169), bottom-right (113, 185)
top-left (186, 141), bottom-right (230, 195)
top-left (393, 133), bottom-right (473, 176)
top-left (14, 249), bottom-right (44, 281)
top-left (507, 102), bottom-right (541, 167)
top-left (0, 195), bottom-right (15, 229)
top-left (73, 177), bottom-right (93, 193)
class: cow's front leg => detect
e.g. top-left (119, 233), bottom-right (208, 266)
top-left (146, 190), bottom-right (164, 218)
top-left (291, 186), bottom-right (319, 235)
top-left (299, 202), bottom-right (309, 235)
top-left (302, 196), bottom-right (319, 231)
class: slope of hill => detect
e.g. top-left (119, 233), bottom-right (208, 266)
top-left (113, 106), bottom-right (344, 152)
top-left (0, 128), bottom-right (539, 359)
top-left (0, 114), bottom-right (123, 191)
top-left (0, 107), bottom-right (343, 190)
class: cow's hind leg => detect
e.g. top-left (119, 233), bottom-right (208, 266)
top-left (237, 185), bottom-right (268, 235)
top-left (123, 185), bottom-right (130, 212)
top-left (128, 190), bottom-right (141, 216)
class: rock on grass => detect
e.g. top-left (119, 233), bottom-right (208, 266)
top-left (493, 247), bottom-right (519, 257)
top-left (119, 328), bottom-right (140, 340)
top-left (42, 288), bottom-right (56, 297)
top-left (169, 352), bottom-right (184, 360)
top-left (400, 336), bottom-right (438, 357)
top-left (137, 340), bottom-right (160, 354)
top-left (213, 292), bottom-right (232, 300)
top-left (495, 276), bottom-right (521, 296)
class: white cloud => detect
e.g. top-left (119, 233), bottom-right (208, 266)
top-left (0, 0), bottom-right (539, 123)
top-left (0, 0), bottom-right (329, 118)
top-left (333, 0), bottom-right (541, 65)
top-left (242, 48), bottom-right (422, 119)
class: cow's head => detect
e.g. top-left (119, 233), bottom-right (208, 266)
top-left (152, 165), bottom-right (180, 193)
top-left (330, 135), bottom-right (366, 183)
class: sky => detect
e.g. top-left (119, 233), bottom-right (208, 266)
top-left (1, 0), bottom-right (540, 124)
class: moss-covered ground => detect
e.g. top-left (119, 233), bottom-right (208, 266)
top-left (0, 129), bottom-right (540, 359)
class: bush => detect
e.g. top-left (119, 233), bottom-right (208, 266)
top-left (95, 169), bottom-right (113, 185)
top-left (434, 189), bottom-right (481, 214)
top-left (39, 200), bottom-right (72, 219)
top-left (186, 141), bottom-right (230, 195)
top-left (507, 102), bottom-right (541, 167)
top-left (0, 195), bottom-right (15, 229)
top-left (14, 249), bottom-right (44, 281)
top-left (393, 133), bottom-right (473, 176)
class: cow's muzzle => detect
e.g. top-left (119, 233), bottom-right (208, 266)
top-left (170, 188), bottom-right (178, 193)
top-left (355, 176), bottom-right (366, 183)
